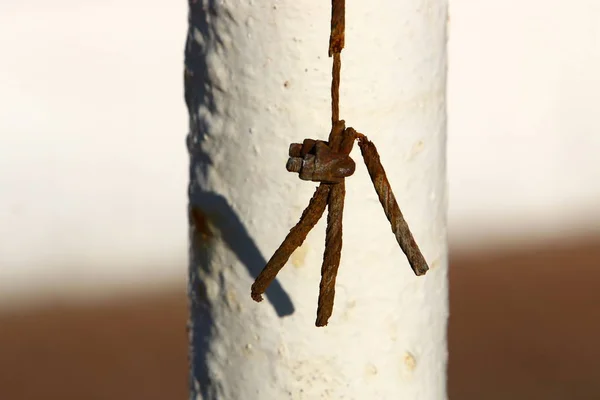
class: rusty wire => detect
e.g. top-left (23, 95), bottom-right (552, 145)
top-left (357, 135), bottom-right (429, 276)
top-left (251, 0), bottom-right (428, 326)
top-left (315, 0), bottom-right (347, 326)
top-left (250, 184), bottom-right (330, 303)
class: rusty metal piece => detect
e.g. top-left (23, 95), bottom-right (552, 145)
top-left (285, 157), bottom-right (303, 173)
top-left (289, 139), bottom-right (318, 158)
top-left (331, 54), bottom-right (341, 125)
top-left (252, 124), bottom-right (350, 304)
top-left (315, 125), bottom-right (353, 326)
top-left (251, 185), bottom-right (331, 302)
top-left (329, 0), bottom-right (344, 124)
top-left (298, 154), bottom-right (317, 181)
top-left (340, 127), bottom-right (358, 154)
top-left (302, 138), bottom-right (317, 156)
top-left (315, 178), bottom-right (345, 326)
top-left (357, 135), bottom-right (429, 276)
top-left (287, 140), bottom-right (355, 183)
top-left (288, 143), bottom-right (303, 158)
top-left (254, 0), bottom-right (357, 327)
top-left (314, 130), bottom-right (359, 325)
top-left (252, 0), bottom-right (429, 328)
top-left (329, 0), bottom-right (345, 57)
top-left (329, 120), bottom-right (346, 146)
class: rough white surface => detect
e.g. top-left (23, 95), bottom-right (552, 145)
top-left (186, 1), bottom-right (447, 399)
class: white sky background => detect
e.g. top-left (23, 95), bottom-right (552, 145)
top-left (448, 0), bottom-right (600, 245)
top-left (1, 0), bottom-right (599, 302)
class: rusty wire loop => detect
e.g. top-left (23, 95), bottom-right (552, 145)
top-left (251, 0), bottom-right (428, 326)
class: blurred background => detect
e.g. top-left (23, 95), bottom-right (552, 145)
top-left (1, 0), bottom-right (599, 399)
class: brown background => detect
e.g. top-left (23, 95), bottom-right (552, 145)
top-left (1, 236), bottom-right (599, 399)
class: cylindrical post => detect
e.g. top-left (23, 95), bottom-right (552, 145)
top-left (186, 1), bottom-right (448, 399)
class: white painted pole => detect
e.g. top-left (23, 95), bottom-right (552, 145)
top-left (186, 1), bottom-right (448, 399)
